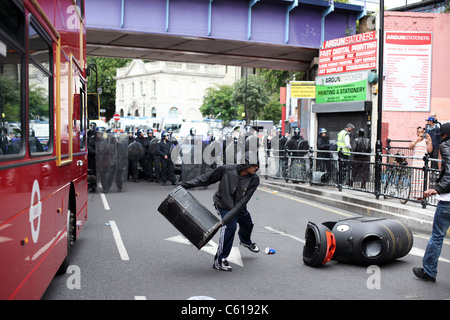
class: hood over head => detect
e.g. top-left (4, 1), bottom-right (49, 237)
top-left (237, 151), bottom-right (259, 173)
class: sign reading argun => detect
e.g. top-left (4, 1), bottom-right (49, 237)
top-left (383, 32), bottom-right (432, 112)
top-left (315, 72), bottom-right (367, 104)
top-left (315, 31), bottom-right (376, 104)
top-left (318, 31), bottom-right (377, 76)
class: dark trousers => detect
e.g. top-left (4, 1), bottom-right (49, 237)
top-left (430, 147), bottom-right (439, 170)
top-left (160, 157), bottom-right (176, 183)
top-left (215, 206), bottom-right (254, 263)
top-left (129, 159), bottom-right (139, 181)
top-left (147, 154), bottom-right (160, 181)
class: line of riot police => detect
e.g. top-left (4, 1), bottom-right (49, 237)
top-left (87, 123), bottom-right (128, 193)
top-left (86, 123), bottom-right (306, 193)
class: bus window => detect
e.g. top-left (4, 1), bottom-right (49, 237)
top-left (0, 1), bottom-right (25, 157)
top-left (28, 19), bottom-right (52, 155)
top-left (79, 82), bottom-right (86, 150)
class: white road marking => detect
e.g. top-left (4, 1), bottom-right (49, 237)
top-left (165, 235), bottom-right (243, 267)
top-left (260, 188), bottom-right (450, 263)
top-left (265, 226), bottom-right (450, 264)
top-left (100, 193), bottom-right (110, 210)
top-left (109, 220), bottom-right (129, 261)
top-left (258, 187), bottom-right (354, 218)
top-left (265, 226), bottom-right (305, 244)
top-left (134, 296), bottom-right (147, 300)
top-left (409, 247), bottom-right (450, 264)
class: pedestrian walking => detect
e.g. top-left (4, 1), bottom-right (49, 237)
top-left (179, 152), bottom-right (260, 272)
top-left (413, 122), bottom-right (450, 282)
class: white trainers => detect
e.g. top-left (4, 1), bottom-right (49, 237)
top-left (240, 241), bottom-right (260, 253)
top-left (213, 258), bottom-right (232, 272)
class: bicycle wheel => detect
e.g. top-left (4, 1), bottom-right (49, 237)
top-left (398, 171), bottom-right (411, 204)
top-left (383, 169), bottom-right (396, 199)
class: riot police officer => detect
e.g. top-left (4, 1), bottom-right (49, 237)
top-left (147, 129), bottom-right (160, 182)
top-left (135, 129), bottom-right (149, 181)
top-left (157, 132), bottom-right (176, 185)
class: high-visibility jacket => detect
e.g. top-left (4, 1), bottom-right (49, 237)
top-left (337, 129), bottom-right (350, 156)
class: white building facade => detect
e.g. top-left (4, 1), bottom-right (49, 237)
top-left (115, 60), bottom-right (240, 122)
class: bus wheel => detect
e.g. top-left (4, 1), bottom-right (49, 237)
top-left (57, 208), bottom-right (75, 275)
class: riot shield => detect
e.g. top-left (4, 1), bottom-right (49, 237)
top-left (148, 137), bottom-right (161, 180)
top-left (115, 133), bottom-right (129, 192)
top-left (96, 132), bottom-right (129, 193)
top-left (180, 135), bottom-right (203, 182)
top-left (128, 141), bottom-right (144, 161)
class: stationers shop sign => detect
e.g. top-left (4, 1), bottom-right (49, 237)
top-left (316, 31), bottom-right (376, 104)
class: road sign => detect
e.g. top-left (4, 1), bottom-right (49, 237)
top-left (113, 113), bottom-right (120, 121)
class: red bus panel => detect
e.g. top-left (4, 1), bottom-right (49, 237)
top-left (0, 0), bottom-right (88, 300)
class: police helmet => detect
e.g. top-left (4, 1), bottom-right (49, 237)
top-left (358, 128), bottom-right (365, 136)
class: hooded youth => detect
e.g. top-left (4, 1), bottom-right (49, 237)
top-left (179, 162), bottom-right (260, 221)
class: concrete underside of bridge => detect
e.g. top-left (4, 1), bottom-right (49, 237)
top-left (86, 30), bottom-right (317, 71)
top-left (85, 0), bottom-right (364, 72)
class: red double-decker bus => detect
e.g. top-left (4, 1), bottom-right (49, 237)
top-left (0, 0), bottom-right (91, 299)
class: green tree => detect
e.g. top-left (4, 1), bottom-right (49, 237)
top-left (199, 84), bottom-right (235, 122)
top-left (256, 69), bottom-right (306, 123)
top-left (232, 74), bottom-right (269, 122)
top-left (258, 69), bottom-right (304, 93)
top-left (29, 85), bottom-right (48, 121)
top-left (87, 57), bottom-right (130, 120)
top-left (259, 94), bottom-right (283, 123)
top-left (0, 77), bottom-right (20, 122)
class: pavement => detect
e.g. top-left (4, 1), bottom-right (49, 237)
top-left (259, 178), bottom-right (444, 237)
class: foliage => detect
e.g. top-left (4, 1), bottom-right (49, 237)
top-left (200, 84), bottom-right (235, 122)
top-left (0, 76), bottom-right (20, 122)
top-left (87, 57), bottom-right (130, 120)
top-left (231, 74), bottom-right (270, 122)
top-left (28, 85), bottom-right (48, 121)
top-left (200, 68), bottom-right (306, 123)
top-left (258, 69), bottom-right (302, 93)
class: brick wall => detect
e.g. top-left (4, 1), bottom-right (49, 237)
top-left (381, 11), bottom-right (450, 145)
top-left (385, 11), bottom-right (436, 32)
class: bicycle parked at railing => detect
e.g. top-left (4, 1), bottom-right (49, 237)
top-left (382, 154), bottom-right (412, 204)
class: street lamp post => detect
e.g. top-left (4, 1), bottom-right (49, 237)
top-left (375, 0), bottom-right (384, 199)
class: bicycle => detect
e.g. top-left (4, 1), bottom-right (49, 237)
top-left (383, 163), bottom-right (412, 204)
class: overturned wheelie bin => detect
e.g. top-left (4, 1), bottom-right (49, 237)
top-left (303, 217), bottom-right (413, 267)
top-left (158, 186), bottom-right (222, 250)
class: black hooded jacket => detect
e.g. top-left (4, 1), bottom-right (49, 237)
top-left (179, 163), bottom-right (260, 214)
top-left (435, 136), bottom-right (450, 195)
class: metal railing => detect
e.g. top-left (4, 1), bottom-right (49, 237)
top-left (263, 146), bottom-right (441, 209)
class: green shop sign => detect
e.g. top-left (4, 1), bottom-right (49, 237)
top-left (315, 79), bottom-right (367, 104)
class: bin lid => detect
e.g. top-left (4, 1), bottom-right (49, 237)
top-left (302, 221), bottom-right (336, 267)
